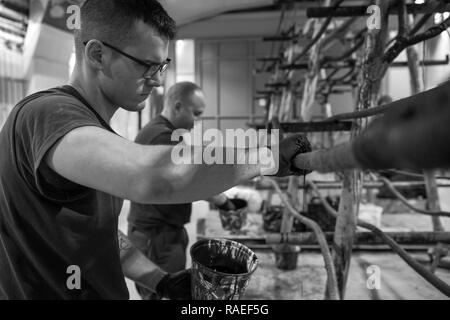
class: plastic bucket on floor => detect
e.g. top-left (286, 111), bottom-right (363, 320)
top-left (273, 244), bottom-right (301, 270)
top-left (190, 238), bottom-right (258, 300)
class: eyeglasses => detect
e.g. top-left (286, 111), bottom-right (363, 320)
top-left (83, 40), bottom-right (171, 79)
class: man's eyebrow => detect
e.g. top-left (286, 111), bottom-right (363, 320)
top-left (144, 57), bottom-right (169, 65)
top-left (143, 59), bottom-right (162, 65)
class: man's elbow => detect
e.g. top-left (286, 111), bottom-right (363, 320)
top-left (129, 172), bottom-right (176, 204)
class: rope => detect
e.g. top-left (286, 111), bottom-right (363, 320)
top-left (379, 177), bottom-right (450, 218)
top-left (265, 177), bottom-right (340, 300)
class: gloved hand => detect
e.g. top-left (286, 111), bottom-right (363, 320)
top-left (216, 198), bottom-right (236, 211)
top-left (156, 269), bottom-right (192, 300)
top-left (273, 134), bottom-right (312, 177)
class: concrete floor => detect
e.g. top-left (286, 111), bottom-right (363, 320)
top-left (118, 198), bottom-right (450, 300)
top-left (243, 251), bottom-right (450, 300)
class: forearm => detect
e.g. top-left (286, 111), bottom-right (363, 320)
top-left (118, 230), bottom-right (167, 293)
top-left (139, 146), bottom-right (275, 204)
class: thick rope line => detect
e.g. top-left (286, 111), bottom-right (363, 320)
top-left (325, 102), bottom-right (391, 121)
top-left (382, 169), bottom-right (450, 181)
top-left (379, 177), bottom-right (450, 218)
top-left (265, 177), bottom-right (340, 300)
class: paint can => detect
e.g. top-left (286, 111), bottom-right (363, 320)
top-left (273, 244), bottom-right (301, 270)
top-left (218, 198), bottom-right (248, 234)
top-left (190, 238), bottom-right (258, 300)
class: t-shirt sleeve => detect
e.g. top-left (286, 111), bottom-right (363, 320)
top-left (15, 94), bottom-right (106, 201)
top-left (149, 131), bottom-right (179, 146)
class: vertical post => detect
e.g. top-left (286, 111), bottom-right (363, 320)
top-left (424, 171), bottom-right (446, 273)
top-left (423, 173), bottom-right (445, 232)
top-left (275, 18), bottom-right (300, 257)
top-left (331, 170), bottom-right (358, 298)
top-left (300, 0), bottom-right (330, 122)
top-left (280, 177), bottom-right (299, 234)
top-left (330, 0), bottom-right (390, 299)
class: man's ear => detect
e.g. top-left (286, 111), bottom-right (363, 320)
top-left (84, 40), bottom-right (105, 70)
top-left (174, 101), bottom-right (182, 114)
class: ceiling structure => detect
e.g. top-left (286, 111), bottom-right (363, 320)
top-left (0, 0), bottom-right (375, 53)
top-left (160, 0), bottom-right (274, 26)
top-left (0, 0), bottom-right (29, 51)
top-left (0, 0), bottom-right (330, 39)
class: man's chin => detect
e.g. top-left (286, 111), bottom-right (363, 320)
top-left (137, 99), bottom-right (147, 109)
top-left (120, 101), bottom-right (146, 112)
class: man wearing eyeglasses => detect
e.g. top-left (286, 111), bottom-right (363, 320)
top-left (0, 0), bottom-right (311, 300)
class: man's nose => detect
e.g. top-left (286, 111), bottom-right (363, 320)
top-left (145, 73), bottom-right (163, 87)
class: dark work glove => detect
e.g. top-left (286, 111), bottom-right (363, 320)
top-left (274, 134), bottom-right (312, 177)
top-left (156, 269), bottom-right (192, 300)
top-left (216, 198), bottom-right (236, 211)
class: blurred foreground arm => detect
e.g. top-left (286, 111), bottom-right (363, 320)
top-left (293, 81), bottom-right (450, 172)
top-left (46, 126), bottom-right (311, 204)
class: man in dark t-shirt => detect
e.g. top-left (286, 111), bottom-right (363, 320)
top-left (128, 82), bottom-right (234, 299)
top-left (0, 88), bottom-right (128, 299)
top-left (0, 0), bottom-right (312, 299)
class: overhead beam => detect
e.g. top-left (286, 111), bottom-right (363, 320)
top-left (252, 121), bottom-right (353, 132)
top-left (307, 2), bottom-right (450, 18)
top-left (199, 232), bottom-right (450, 246)
top-left (0, 0), bottom-right (29, 17)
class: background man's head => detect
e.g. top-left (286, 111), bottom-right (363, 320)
top-left (74, 0), bottom-right (176, 111)
top-left (162, 82), bottom-right (206, 130)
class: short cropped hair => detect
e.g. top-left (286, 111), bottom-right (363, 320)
top-left (74, 0), bottom-right (176, 60)
top-left (164, 82), bottom-right (203, 108)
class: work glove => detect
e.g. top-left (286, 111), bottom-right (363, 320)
top-left (273, 134), bottom-right (312, 177)
top-left (156, 269), bottom-right (192, 300)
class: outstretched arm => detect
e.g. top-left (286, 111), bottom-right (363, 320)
top-left (45, 127), bottom-right (309, 204)
top-left (44, 126), bottom-right (267, 203)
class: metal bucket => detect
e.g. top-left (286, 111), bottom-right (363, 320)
top-left (190, 238), bottom-right (258, 300)
top-left (273, 244), bottom-right (301, 270)
top-left (218, 198), bottom-right (248, 234)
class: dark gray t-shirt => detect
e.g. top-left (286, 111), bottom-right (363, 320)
top-left (128, 115), bottom-right (192, 230)
top-left (0, 86), bottom-right (128, 299)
